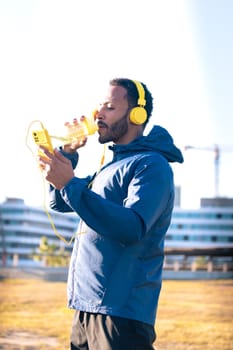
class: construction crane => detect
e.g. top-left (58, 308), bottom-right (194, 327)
top-left (184, 144), bottom-right (220, 197)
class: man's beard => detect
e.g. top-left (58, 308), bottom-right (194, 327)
top-left (98, 112), bottom-right (129, 144)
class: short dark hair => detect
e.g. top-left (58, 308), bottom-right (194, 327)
top-left (109, 78), bottom-right (153, 126)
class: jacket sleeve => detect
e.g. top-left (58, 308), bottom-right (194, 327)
top-left (58, 158), bottom-right (174, 245)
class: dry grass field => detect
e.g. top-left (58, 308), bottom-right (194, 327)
top-left (0, 278), bottom-right (232, 349)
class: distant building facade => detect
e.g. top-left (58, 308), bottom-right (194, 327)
top-left (0, 197), bottom-right (233, 267)
top-left (0, 197), bottom-right (79, 266)
top-left (201, 197), bottom-right (233, 208)
top-left (166, 205), bottom-right (233, 250)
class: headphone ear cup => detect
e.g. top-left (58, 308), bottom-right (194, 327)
top-left (129, 107), bottom-right (147, 125)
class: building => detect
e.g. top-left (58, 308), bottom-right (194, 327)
top-left (201, 197), bottom-right (233, 208)
top-left (166, 206), bottom-right (233, 250)
top-left (0, 197), bottom-right (79, 267)
top-left (0, 197), bottom-right (233, 267)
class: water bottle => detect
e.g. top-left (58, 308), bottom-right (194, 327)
top-left (64, 117), bottom-right (98, 144)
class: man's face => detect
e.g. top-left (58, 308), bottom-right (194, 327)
top-left (96, 85), bottom-right (131, 144)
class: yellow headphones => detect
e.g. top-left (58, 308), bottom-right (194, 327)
top-left (129, 80), bottom-right (147, 125)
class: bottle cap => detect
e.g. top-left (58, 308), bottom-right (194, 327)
top-left (83, 117), bottom-right (98, 135)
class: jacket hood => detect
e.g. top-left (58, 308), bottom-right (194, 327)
top-left (109, 125), bottom-right (184, 163)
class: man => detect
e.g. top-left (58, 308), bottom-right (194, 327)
top-left (39, 78), bottom-right (184, 350)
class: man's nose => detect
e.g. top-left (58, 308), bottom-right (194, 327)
top-left (95, 106), bottom-right (105, 120)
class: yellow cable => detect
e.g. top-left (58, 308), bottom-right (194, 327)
top-left (25, 120), bottom-right (106, 245)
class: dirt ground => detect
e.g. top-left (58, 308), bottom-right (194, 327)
top-left (0, 331), bottom-right (59, 349)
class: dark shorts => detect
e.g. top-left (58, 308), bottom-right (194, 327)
top-left (70, 310), bottom-right (156, 350)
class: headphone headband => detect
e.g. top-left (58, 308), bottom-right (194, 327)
top-left (132, 80), bottom-right (146, 107)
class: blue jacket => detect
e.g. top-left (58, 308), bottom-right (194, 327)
top-left (49, 125), bottom-right (183, 325)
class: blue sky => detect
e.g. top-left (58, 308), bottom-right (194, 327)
top-left (0, 0), bottom-right (232, 208)
top-left (190, 0), bottom-right (233, 140)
